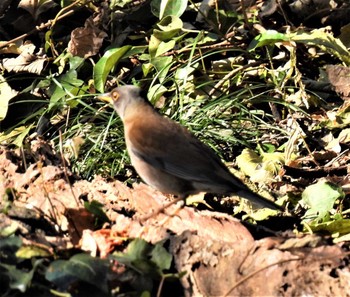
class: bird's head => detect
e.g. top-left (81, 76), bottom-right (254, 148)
top-left (97, 85), bottom-right (144, 120)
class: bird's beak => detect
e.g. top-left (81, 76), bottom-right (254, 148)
top-left (96, 93), bottom-right (113, 104)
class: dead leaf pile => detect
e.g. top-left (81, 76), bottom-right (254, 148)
top-left (1, 139), bottom-right (350, 296)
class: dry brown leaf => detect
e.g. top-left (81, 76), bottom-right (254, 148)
top-left (2, 43), bottom-right (47, 74)
top-left (67, 17), bottom-right (107, 58)
top-left (170, 231), bottom-right (349, 296)
top-left (326, 65), bottom-right (350, 99)
top-left (81, 229), bottom-right (125, 258)
top-left (2, 139), bottom-right (350, 297)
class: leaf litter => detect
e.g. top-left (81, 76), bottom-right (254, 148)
top-left (0, 138), bottom-right (349, 296)
top-left (0, 0), bottom-right (350, 296)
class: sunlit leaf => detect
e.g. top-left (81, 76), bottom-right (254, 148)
top-left (16, 245), bottom-right (51, 259)
top-left (93, 45), bottom-right (132, 93)
top-left (338, 128), bottom-right (350, 143)
top-left (248, 30), bottom-right (289, 51)
top-left (302, 179), bottom-right (345, 220)
top-left (250, 29), bottom-right (350, 65)
top-left (153, 15), bottom-right (183, 41)
top-left (308, 218), bottom-right (350, 236)
top-left (236, 148), bottom-right (262, 177)
top-left (156, 39), bottom-right (176, 57)
top-left (12, 124), bottom-right (34, 147)
top-left (109, 0), bottom-right (134, 9)
top-left (0, 74), bottom-right (18, 120)
top-left (290, 29), bottom-right (350, 65)
top-left (147, 84), bottom-right (167, 103)
top-left (151, 0), bottom-right (188, 19)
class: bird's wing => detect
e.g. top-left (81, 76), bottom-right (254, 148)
top-left (126, 115), bottom-right (239, 187)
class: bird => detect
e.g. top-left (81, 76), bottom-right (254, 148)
top-left (97, 85), bottom-right (281, 210)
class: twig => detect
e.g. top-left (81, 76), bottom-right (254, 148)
top-left (138, 196), bottom-right (185, 222)
top-left (209, 61), bottom-right (267, 96)
top-left (0, 3), bottom-right (80, 50)
top-left (156, 275), bottom-right (166, 297)
top-left (225, 257), bottom-right (300, 296)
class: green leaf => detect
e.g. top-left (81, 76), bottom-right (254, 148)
top-left (69, 56), bottom-right (85, 71)
top-left (157, 40), bottom-right (176, 57)
top-left (93, 45), bottom-right (132, 93)
top-left (110, 0), bottom-right (134, 9)
top-left (12, 124), bottom-right (34, 147)
top-left (0, 125), bottom-right (33, 147)
top-left (149, 36), bottom-right (176, 58)
top-left (0, 236), bottom-right (43, 293)
top-left (147, 84), bottom-right (168, 103)
top-left (249, 28), bottom-right (350, 65)
top-left (114, 238), bottom-right (151, 264)
top-left (142, 62), bottom-right (153, 76)
top-left (0, 262), bottom-right (38, 292)
top-left (49, 70), bottom-right (84, 109)
top-left (150, 243), bottom-right (172, 271)
top-left (0, 221), bottom-right (19, 237)
top-left (44, 29), bottom-right (52, 53)
top-left (150, 56), bottom-right (173, 83)
top-left (236, 148), bottom-right (286, 183)
top-left (16, 245), bottom-right (51, 259)
top-left (149, 35), bottom-right (161, 58)
top-left (245, 208), bottom-right (280, 221)
top-left (151, 0), bottom-right (188, 19)
top-left (290, 29), bottom-right (350, 65)
top-left (53, 51), bottom-right (73, 74)
top-left (84, 200), bottom-right (110, 224)
top-left (302, 180), bottom-right (345, 220)
top-left (0, 236), bottom-right (22, 263)
top-left (175, 64), bottom-right (197, 81)
top-left (308, 218), bottom-right (350, 237)
top-left (113, 238), bottom-right (156, 275)
top-left (112, 239), bottom-right (172, 276)
top-left (46, 253), bottom-right (110, 292)
top-left (153, 15), bottom-right (183, 41)
top-left (248, 30), bottom-right (289, 51)
top-left (236, 148), bottom-right (262, 177)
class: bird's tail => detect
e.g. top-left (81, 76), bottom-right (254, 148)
top-left (236, 189), bottom-right (282, 210)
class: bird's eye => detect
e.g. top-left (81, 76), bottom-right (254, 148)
top-left (111, 91), bottom-right (119, 101)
